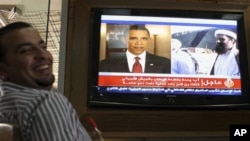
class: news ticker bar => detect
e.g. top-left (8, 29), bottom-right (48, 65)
top-left (98, 87), bottom-right (241, 95)
top-left (98, 75), bottom-right (241, 89)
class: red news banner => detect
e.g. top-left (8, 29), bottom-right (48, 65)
top-left (98, 73), bottom-right (241, 89)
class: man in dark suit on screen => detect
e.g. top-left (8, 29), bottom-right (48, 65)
top-left (99, 24), bottom-right (171, 73)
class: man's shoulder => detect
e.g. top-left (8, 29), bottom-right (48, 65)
top-left (1, 82), bottom-right (63, 100)
top-left (146, 52), bottom-right (170, 61)
top-left (100, 55), bottom-right (127, 63)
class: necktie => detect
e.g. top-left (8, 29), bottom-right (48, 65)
top-left (132, 57), bottom-right (142, 73)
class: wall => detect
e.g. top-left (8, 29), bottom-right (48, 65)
top-left (65, 0), bottom-right (250, 140)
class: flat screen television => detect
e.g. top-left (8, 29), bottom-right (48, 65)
top-left (87, 8), bottom-right (250, 109)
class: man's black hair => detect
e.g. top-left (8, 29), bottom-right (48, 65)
top-left (0, 22), bottom-right (32, 61)
top-left (124, 24), bottom-right (151, 37)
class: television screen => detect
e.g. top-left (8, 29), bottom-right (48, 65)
top-left (87, 8), bottom-right (250, 108)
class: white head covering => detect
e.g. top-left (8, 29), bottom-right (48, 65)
top-left (171, 39), bottom-right (182, 52)
top-left (214, 29), bottom-right (237, 39)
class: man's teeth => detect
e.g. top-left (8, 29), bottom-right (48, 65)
top-left (36, 65), bottom-right (49, 70)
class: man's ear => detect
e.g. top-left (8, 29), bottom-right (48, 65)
top-left (0, 62), bottom-right (8, 80)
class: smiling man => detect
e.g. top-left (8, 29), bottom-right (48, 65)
top-left (0, 22), bottom-right (91, 141)
top-left (99, 24), bottom-right (171, 73)
top-left (0, 23), bottom-right (54, 90)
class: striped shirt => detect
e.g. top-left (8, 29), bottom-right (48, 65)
top-left (0, 81), bottom-right (92, 141)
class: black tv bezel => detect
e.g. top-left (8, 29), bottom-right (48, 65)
top-left (87, 8), bottom-right (250, 109)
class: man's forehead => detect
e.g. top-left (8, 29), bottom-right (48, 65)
top-left (1, 28), bottom-right (41, 49)
top-left (129, 30), bottom-right (149, 36)
top-left (216, 34), bottom-right (229, 38)
top-left (2, 27), bottom-right (37, 39)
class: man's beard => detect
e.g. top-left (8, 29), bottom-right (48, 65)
top-left (36, 75), bottom-right (55, 87)
top-left (215, 43), bottom-right (227, 54)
